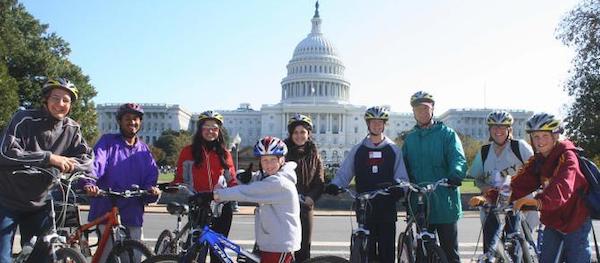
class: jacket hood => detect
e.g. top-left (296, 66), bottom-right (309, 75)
top-left (276, 161), bottom-right (298, 184)
top-left (545, 139), bottom-right (577, 163)
top-left (362, 135), bottom-right (395, 149)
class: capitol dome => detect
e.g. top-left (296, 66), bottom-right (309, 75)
top-left (281, 2), bottom-right (350, 104)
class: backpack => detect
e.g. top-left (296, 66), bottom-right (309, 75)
top-left (481, 139), bottom-right (524, 165)
top-left (576, 149), bottom-right (600, 220)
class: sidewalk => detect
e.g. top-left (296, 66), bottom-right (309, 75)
top-left (78, 204), bottom-right (481, 217)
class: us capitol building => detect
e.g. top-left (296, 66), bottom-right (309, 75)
top-left (96, 3), bottom-right (533, 164)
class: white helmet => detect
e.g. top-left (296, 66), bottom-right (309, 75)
top-left (253, 136), bottom-right (288, 157)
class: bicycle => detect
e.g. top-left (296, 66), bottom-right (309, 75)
top-left (143, 191), bottom-right (261, 263)
top-left (326, 184), bottom-right (403, 263)
top-left (66, 185), bottom-right (154, 263)
top-left (153, 184), bottom-right (201, 255)
top-left (396, 178), bottom-right (462, 263)
top-left (13, 167), bottom-right (87, 263)
top-left (472, 202), bottom-right (539, 263)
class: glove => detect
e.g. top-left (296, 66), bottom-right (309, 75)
top-left (157, 183), bottom-right (179, 193)
top-left (325, 184), bottom-right (342, 196)
top-left (469, 195), bottom-right (486, 207)
top-left (447, 177), bottom-right (463, 187)
top-left (514, 198), bottom-right (541, 211)
top-left (237, 163), bottom-right (254, 184)
top-left (388, 186), bottom-right (404, 200)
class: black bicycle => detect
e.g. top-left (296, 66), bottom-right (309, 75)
top-left (329, 184), bottom-right (402, 263)
top-left (13, 167), bottom-right (88, 263)
top-left (396, 178), bottom-right (461, 263)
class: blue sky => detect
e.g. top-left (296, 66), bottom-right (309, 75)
top-left (21, 0), bottom-right (579, 116)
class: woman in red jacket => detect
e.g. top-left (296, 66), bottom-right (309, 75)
top-left (510, 113), bottom-right (590, 262)
top-left (172, 110), bottom-right (237, 263)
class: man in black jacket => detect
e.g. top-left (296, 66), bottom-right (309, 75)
top-left (0, 78), bottom-right (93, 261)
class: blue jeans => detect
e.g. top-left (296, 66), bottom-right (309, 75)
top-left (0, 203), bottom-right (49, 263)
top-left (540, 218), bottom-right (591, 263)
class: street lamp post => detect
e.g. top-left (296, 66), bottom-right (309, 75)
top-left (231, 133), bottom-right (242, 170)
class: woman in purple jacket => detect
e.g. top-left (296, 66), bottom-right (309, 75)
top-left (83, 103), bottom-right (160, 262)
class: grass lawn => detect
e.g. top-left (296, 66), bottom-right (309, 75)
top-left (460, 178), bottom-right (480, 194)
top-left (159, 173), bottom-right (175, 183)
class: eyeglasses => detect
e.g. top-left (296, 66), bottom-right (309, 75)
top-left (202, 125), bottom-right (220, 132)
top-left (48, 95), bottom-right (71, 105)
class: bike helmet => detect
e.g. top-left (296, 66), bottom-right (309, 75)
top-left (42, 78), bottom-right (79, 101)
top-left (198, 110), bottom-right (224, 125)
top-left (288, 114), bottom-right (313, 131)
top-left (364, 106), bottom-right (390, 121)
top-left (410, 91), bottom-right (435, 107)
top-left (487, 110), bottom-right (514, 126)
top-left (254, 136), bottom-right (288, 157)
top-left (116, 103), bottom-right (144, 120)
top-left (525, 113), bottom-right (563, 134)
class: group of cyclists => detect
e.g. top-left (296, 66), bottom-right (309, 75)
top-left (0, 78), bottom-right (593, 263)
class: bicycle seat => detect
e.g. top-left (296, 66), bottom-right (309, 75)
top-left (167, 202), bottom-right (189, 215)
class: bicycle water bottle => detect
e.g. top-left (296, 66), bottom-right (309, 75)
top-left (15, 236), bottom-right (37, 262)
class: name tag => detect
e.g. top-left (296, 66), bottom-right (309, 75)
top-left (369, 151), bottom-right (382, 159)
top-left (372, 165), bottom-right (378, 174)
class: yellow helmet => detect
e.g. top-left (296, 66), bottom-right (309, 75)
top-left (526, 113), bottom-right (563, 134)
top-left (288, 114), bottom-right (313, 130)
top-left (410, 91), bottom-right (434, 107)
top-left (487, 110), bottom-right (514, 126)
top-left (198, 110), bottom-right (224, 125)
top-left (42, 78), bottom-right (79, 101)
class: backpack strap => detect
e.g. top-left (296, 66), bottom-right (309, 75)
top-left (481, 144), bottom-right (491, 169)
top-left (510, 139), bottom-right (524, 164)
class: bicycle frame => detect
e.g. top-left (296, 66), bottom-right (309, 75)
top-left (477, 203), bottom-right (540, 263)
top-left (67, 206), bottom-right (122, 263)
top-left (185, 225), bottom-right (260, 263)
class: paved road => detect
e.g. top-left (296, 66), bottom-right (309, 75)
top-left (13, 209), bottom-right (600, 262)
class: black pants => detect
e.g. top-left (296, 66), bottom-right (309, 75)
top-left (429, 222), bottom-right (460, 263)
top-left (365, 221), bottom-right (396, 263)
top-left (295, 205), bottom-right (313, 263)
top-left (208, 202), bottom-right (233, 263)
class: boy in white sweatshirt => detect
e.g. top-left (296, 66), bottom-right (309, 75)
top-left (214, 136), bottom-right (301, 263)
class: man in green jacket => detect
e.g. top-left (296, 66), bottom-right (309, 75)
top-left (401, 91), bottom-right (467, 263)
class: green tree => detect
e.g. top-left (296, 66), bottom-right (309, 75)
top-left (556, 0), bottom-right (600, 159)
top-left (153, 130), bottom-right (192, 166)
top-left (0, 63), bottom-right (19, 130)
top-left (0, 0), bottom-right (98, 141)
top-left (457, 132), bottom-right (483, 167)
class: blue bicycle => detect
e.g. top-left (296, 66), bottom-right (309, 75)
top-left (143, 190), bottom-right (260, 263)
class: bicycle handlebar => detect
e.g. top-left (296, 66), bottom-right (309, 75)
top-left (95, 186), bottom-right (151, 198)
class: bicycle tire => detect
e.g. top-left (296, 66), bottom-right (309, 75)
top-left (154, 229), bottom-right (175, 255)
top-left (397, 232), bottom-right (415, 263)
top-left (106, 239), bottom-right (154, 263)
top-left (138, 254), bottom-right (180, 263)
top-left (54, 247), bottom-right (88, 263)
top-left (349, 232), bottom-right (368, 263)
top-left (182, 242), bottom-right (209, 263)
top-left (301, 255), bottom-right (349, 263)
top-left (423, 243), bottom-right (448, 263)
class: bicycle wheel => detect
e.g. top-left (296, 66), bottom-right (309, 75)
top-left (182, 242), bottom-right (209, 263)
top-left (139, 254), bottom-right (180, 263)
top-left (54, 247), bottom-right (88, 263)
top-left (301, 255), bottom-right (350, 263)
top-left (106, 239), bottom-right (153, 263)
top-left (397, 232), bottom-right (415, 263)
top-left (349, 232), bottom-right (368, 263)
top-left (423, 243), bottom-right (448, 263)
top-left (154, 229), bottom-right (175, 255)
